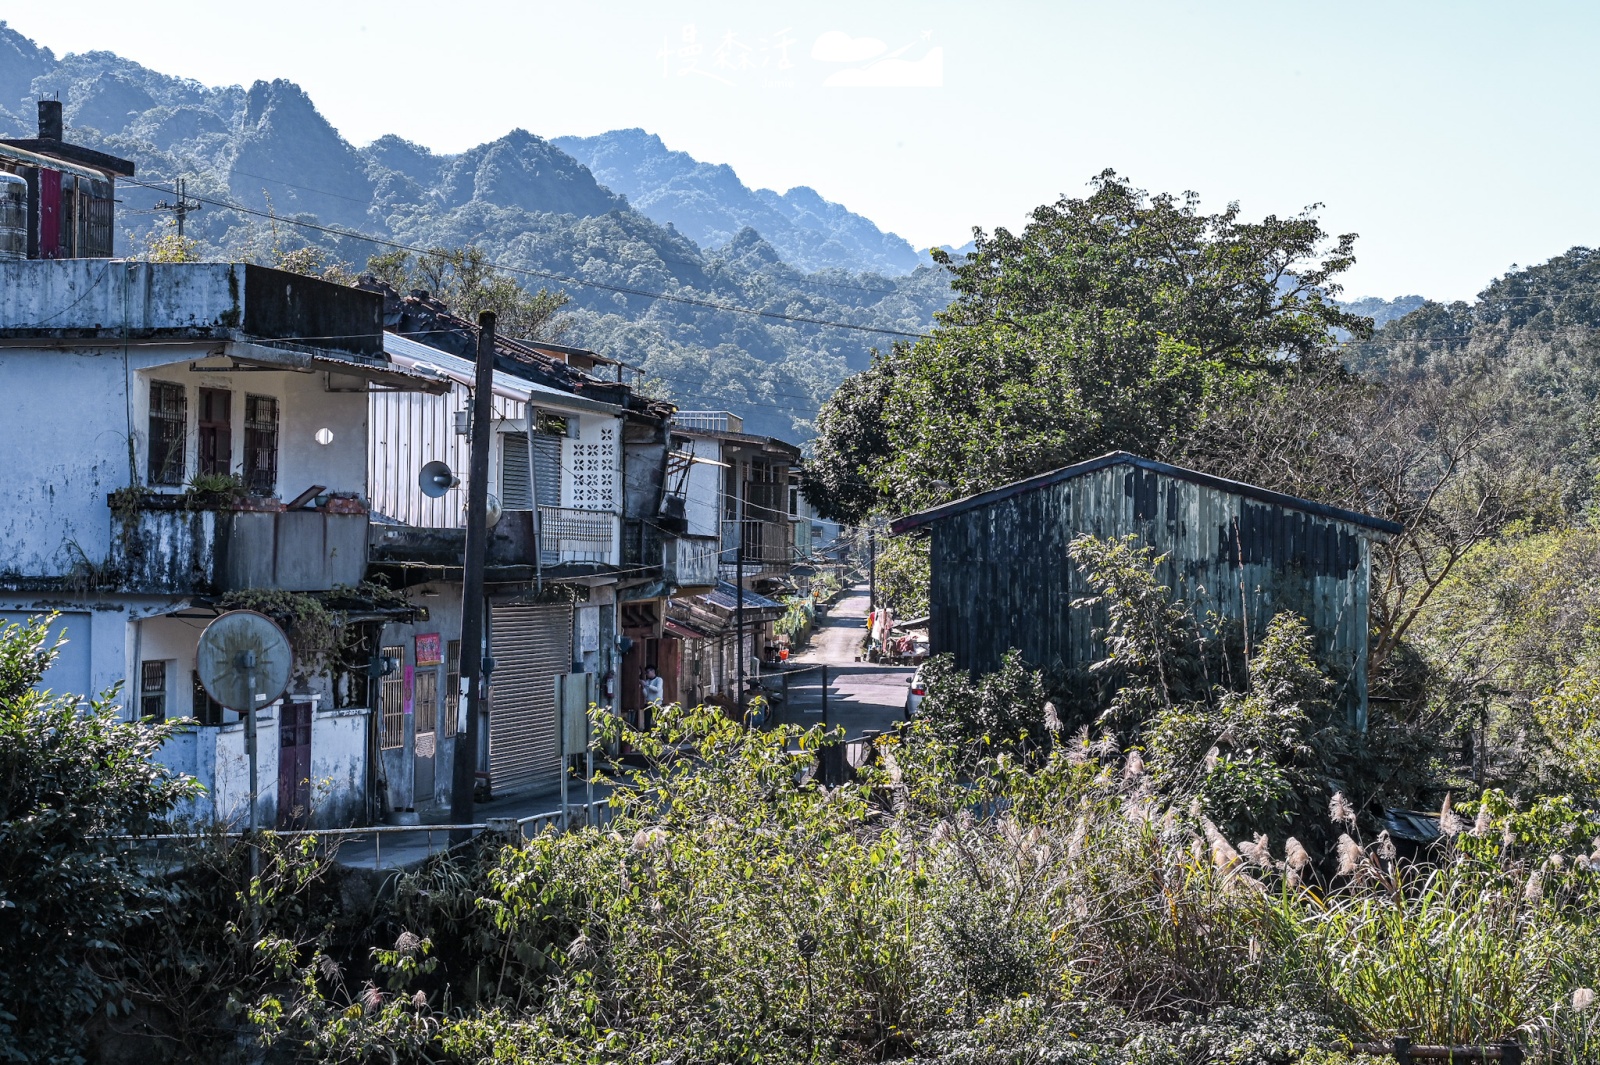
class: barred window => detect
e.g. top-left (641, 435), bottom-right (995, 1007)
top-left (244, 394), bottom-right (279, 495)
top-left (443, 640), bottom-right (461, 738)
top-left (147, 382), bottom-right (186, 486)
top-left (191, 670), bottom-right (224, 726)
top-left (379, 644), bottom-right (406, 750)
top-left (139, 661), bottom-right (167, 722)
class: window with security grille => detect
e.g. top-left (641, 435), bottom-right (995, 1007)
top-left (380, 644), bottom-right (406, 750)
top-left (139, 661), bottom-right (167, 722)
top-left (191, 670), bottom-right (224, 726)
top-left (244, 395), bottom-right (279, 495)
top-left (147, 381), bottom-right (186, 485)
top-left (443, 639), bottom-right (461, 737)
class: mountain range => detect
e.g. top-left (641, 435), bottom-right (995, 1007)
top-left (0, 21), bottom-right (949, 440)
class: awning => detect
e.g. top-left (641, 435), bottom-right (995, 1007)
top-left (663, 619), bottom-right (712, 640)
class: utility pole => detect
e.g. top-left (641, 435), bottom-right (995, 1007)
top-left (452, 311), bottom-right (496, 834)
top-left (152, 178), bottom-right (202, 237)
top-left (735, 521), bottom-right (746, 719)
top-left (868, 527), bottom-right (877, 612)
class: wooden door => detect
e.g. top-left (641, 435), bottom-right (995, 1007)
top-left (277, 700), bottom-right (313, 828)
top-left (657, 638), bottom-right (682, 706)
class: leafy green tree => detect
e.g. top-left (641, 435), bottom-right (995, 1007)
top-left (0, 616), bottom-right (199, 1062)
top-left (807, 171), bottom-right (1370, 521)
top-left (366, 246), bottom-right (572, 342)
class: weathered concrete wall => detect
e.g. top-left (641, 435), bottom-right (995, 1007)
top-left (309, 707), bottom-right (370, 827)
top-left (0, 348), bottom-right (368, 582)
top-left (680, 435), bottom-right (724, 538)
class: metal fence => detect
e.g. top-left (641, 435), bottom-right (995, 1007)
top-left (111, 799), bottom-right (616, 870)
top-left (539, 506), bottom-right (615, 565)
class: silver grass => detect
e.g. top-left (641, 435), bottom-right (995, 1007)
top-left (1336, 834), bottom-right (1366, 878)
top-left (1440, 794), bottom-right (1464, 837)
top-left (1472, 806), bottom-right (1493, 838)
top-left (1329, 791), bottom-right (1357, 829)
top-left (1123, 749), bottom-right (1145, 781)
top-left (1285, 837), bottom-right (1311, 872)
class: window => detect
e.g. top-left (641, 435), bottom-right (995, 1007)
top-left (501, 432), bottom-right (532, 509)
top-left (147, 382), bottom-right (186, 485)
top-left (139, 661), bottom-right (167, 722)
top-left (443, 639), bottom-right (461, 737)
top-left (379, 644), bottom-right (406, 750)
top-left (789, 486), bottom-right (799, 517)
top-left (244, 394), bottom-right (279, 495)
top-left (197, 388), bottom-right (232, 477)
top-left (191, 670), bottom-right (224, 726)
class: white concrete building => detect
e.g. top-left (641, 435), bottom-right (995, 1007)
top-left (0, 259), bottom-right (447, 827)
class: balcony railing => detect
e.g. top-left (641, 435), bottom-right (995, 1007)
top-left (674, 411), bottom-right (743, 434)
top-left (664, 535), bottom-right (720, 589)
top-left (719, 519), bottom-right (792, 575)
top-left (539, 506), bottom-right (617, 567)
top-left (111, 500), bottom-right (368, 594)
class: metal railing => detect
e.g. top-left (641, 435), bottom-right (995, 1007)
top-left (109, 800), bottom-right (615, 869)
top-left (673, 411), bottom-right (743, 433)
top-left (539, 506), bottom-right (616, 565)
top-left (720, 519), bottom-right (792, 570)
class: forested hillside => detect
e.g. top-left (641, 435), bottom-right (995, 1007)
top-left (0, 22), bottom-right (945, 440)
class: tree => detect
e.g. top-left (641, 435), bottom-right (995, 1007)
top-left (0, 616), bottom-right (198, 1061)
top-left (366, 246), bottom-right (572, 343)
top-left (807, 171), bottom-right (1370, 521)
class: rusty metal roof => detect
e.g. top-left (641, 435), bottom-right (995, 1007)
top-left (890, 451), bottom-right (1405, 537)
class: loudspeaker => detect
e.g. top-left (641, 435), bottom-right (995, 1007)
top-left (419, 460), bottom-right (458, 498)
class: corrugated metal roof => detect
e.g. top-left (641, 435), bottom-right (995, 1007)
top-left (701, 580), bottom-right (784, 612)
top-left (383, 332), bottom-right (621, 414)
top-left (891, 451), bottom-right (1405, 536)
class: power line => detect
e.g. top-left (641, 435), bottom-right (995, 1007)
top-left (119, 178), bottom-right (932, 341)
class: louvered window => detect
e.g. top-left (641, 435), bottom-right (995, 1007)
top-left (501, 432), bottom-right (532, 509)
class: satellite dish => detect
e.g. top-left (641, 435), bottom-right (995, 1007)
top-left (197, 610), bottom-right (293, 713)
top-left (419, 460), bottom-right (459, 498)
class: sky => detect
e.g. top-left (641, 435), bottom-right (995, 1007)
top-left (6, 0), bottom-right (1600, 301)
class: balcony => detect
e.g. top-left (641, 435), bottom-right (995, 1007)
top-left (719, 519), bottom-right (792, 578)
top-left (664, 535), bottom-right (719, 590)
top-left (539, 506), bottom-right (618, 567)
top-left (673, 411), bottom-right (743, 434)
top-left (111, 498), bottom-right (368, 595)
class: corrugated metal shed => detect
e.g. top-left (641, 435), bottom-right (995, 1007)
top-left (892, 452), bottom-right (1401, 728)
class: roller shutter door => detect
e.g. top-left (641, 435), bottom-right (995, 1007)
top-left (488, 600), bottom-right (573, 794)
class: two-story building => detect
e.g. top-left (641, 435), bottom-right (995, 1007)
top-left (0, 259), bottom-right (449, 827)
top-left (655, 411), bottom-right (804, 713)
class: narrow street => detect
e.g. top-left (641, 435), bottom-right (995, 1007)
top-left (777, 584), bottom-right (913, 739)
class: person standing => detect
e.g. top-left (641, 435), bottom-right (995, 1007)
top-left (641, 665), bottom-right (665, 707)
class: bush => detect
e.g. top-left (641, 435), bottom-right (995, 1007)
top-left (0, 615), bottom-right (199, 1062)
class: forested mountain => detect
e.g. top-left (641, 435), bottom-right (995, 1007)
top-left (553, 129), bottom-right (925, 275)
top-left (0, 22), bottom-right (947, 440)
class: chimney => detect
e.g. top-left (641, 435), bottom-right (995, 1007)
top-left (37, 100), bottom-right (62, 141)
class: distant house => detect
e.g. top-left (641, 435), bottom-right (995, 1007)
top-left (889, 452), bottom-right (1403, 728)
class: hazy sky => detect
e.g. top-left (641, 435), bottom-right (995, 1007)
top-left (7, 1), bottom-right (1599, 300)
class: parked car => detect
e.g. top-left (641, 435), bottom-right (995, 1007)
top-left (905, 665), bottom-right (928, 719)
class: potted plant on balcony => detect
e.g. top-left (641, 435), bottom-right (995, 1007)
top-left (184, 473), bottom-right (284, 513)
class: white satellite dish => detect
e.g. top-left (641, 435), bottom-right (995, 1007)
top-left (197, 610), bottom-right (293, 831)
top-left (419, 460), bottom-right (459, 498)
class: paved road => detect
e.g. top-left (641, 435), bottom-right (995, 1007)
top-left (779, 585), bottom-right (912, 739)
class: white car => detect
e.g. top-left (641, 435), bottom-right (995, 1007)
top-left (904, 665), bottom-right (928, 719)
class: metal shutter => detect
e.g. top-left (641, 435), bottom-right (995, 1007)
top-left (501, 433), bottom-right (532, 509)
top-left (488, 601), bottom-right (573, 794)
top-left (531, 433), bottom-right (562, 508)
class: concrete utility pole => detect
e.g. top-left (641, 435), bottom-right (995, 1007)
top-left (452, 311), bottom-right (496, 832)
top-left (868, 528), bottom-right (877, 612)
top-left (152, 178), bottom-right (202, 237)
top-left (735, 522), bottom-right (746, 717)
